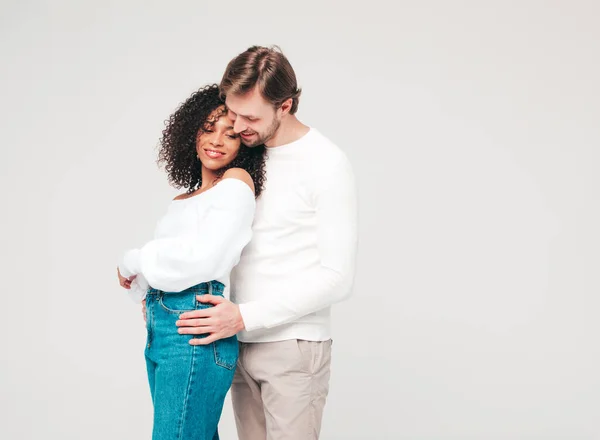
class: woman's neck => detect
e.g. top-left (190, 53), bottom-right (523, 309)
top-left (198, 166), bottom-right (220, 191)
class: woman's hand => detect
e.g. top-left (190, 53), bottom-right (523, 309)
top-left (117, 267), bottom-right (136, 289)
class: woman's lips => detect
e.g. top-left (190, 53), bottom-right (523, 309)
top-left (204, 149), bottom-right (225, 159)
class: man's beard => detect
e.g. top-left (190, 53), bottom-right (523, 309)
top-left (242, 116), bottom-right (281, 147)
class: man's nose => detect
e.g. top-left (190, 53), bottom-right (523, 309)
top-left (233, 117), bottom-right (246, 134)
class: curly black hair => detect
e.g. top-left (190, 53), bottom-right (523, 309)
top-left (157, 84), bottom-right (267, 197)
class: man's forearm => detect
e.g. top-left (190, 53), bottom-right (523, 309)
top-left (239, 265), bottom-right (354, 332)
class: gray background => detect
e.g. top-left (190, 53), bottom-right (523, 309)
top-left (1, 1), bottom-right (599, 439)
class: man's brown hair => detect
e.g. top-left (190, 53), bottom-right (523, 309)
top-left (220, 45), bottom-right (302, 114)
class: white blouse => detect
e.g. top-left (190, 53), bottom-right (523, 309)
top-left (119, 178), bottom-right (256, 302)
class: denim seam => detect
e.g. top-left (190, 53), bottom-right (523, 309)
top-left (213, 341), bottom-right (236, 370)
top-left (146, 296), bottom-right (155, 348)
top-left (209, 282), bottom-right (236, 370)
top-left (177, 343), bottom-right (197, 440)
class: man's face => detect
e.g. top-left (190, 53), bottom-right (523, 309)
top-left (225, 87), bottom-right (281, 148)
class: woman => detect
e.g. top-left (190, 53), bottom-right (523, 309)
top-left (116, 84), bottom-right (266, 440)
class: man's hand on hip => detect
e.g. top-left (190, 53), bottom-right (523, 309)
top-left (176, 295), bottom-right (245, 345)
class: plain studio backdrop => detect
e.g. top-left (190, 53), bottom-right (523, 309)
top-left (1, 1), bottom-right (598, 439)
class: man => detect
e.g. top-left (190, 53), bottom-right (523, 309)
top-left (176, 45), bottom-right (358, 440)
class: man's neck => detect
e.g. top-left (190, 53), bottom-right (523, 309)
top-left (265, 115), bottom-right (310, 148)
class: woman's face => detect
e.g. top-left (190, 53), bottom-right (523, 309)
top-left (196, 106), bottom-right (241, 170)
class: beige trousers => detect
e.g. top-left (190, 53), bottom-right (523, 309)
top-left (231, 339), bottom-right (333, 440)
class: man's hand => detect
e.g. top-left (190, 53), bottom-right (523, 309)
top-left (117, 267), bottom-right (136, 289)
top-left (176, 295), bottom-right (245, 345)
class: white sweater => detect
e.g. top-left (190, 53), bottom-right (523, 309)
top-left (233, 128), bottom-right (358, 343)
top-left (119, 178), bottom-right (255, 299)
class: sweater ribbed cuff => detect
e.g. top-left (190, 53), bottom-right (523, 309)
top-left (238, 302), bottom-right (266, 332)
